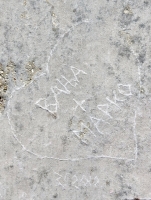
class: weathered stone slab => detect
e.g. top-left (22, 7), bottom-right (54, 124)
top-left (0, 0), bottom-right (151, 199)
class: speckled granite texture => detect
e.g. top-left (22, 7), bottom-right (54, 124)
top-left (0, 0), bottom-right (151, 199)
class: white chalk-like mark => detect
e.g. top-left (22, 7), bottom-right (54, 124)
top-left (61, 75), bottom-right (77, 87)
top-left (13, 148), bottom-right (137, 161)
top-left (35, 98), bottom-right (46, 110)
top-left (52, 14), bottom-right (59, 28)
top-left (64, 173), bottom-right (70, 183)
top-left (72, 175), bottom-right (80, 189)
top-left (113, 91), bottom-right (127, 102)
top-left (35, 96), bottom-right (57, 114)
top-left (55, 66), bottom-right (87, 95)
top-left (90, 117), bottom-right (102, 134)
top-left (46, 20), bottom-right (90, 74)
top-left (5, 71), bottom-right (51, 160)
top-left (93, 176), bottom-right (100, 187)
top-left (84, 155), bottom-right (134, 161)
top-left (52, 85), bottom-right (63, 98)
top-left (80, 175), bottom-right (92, 186)
top-left (54, 172), bottom-right (66, 189)
top-left (37, 66), bottom-right (88, 115)
top-left (6, 84), bottom-right (46, 160)
top-left (51, 86), bottom-right (60, 109)
top-left (43, 141), bottom-right (52, 147)
top-left (35, 65), bottom-right (87, 114)
top-left (7, 84), bottom-right (28, 151)
top-left (73, 99), bottom-right (86, 112)
top-left (73, 122), bottom-right (96, 138)
top-left (45, 63), bottom-right (49, 74)
top-left (90, 116), bottom-right (109, 135)
top-left (73, 130), bottom-right (88, 145)
top-left (106, 93), bottom-right (121, 109)
top-left (130, 48), bottom-right (142, 98)
top-left (5, 18), bottom-right (137, 163)
top-left (97, 104), bottom-right (112, 118)
top-left (56, 78), bottom-right (71, 94)
top-left (118, 84), bottom-right (132, 96)
top-left (72, 122), bottom-right (96, 146)
top-left (7, 80), bottom-right (137, 162)
top-left (70, 66), bottom-right (87, 83)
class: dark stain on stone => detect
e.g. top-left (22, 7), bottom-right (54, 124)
top-left (90, 167), bottom-right (97, 172)
top-left (139, 23), bottom-right (145, 28)
top-left (138, 52), bottom-right (146, 63)
top-left (107, 65), bottom-right (115, 75)
top-left (15, 122), bottom-right (24, 131)
top-left (38, 169), bottom-right (49, 184)
top-left (29, 0), bottom-right (38, 10)
top-left (92, 149), bottom-right (97, 154)
top-left (53, 193), bottom-right (58, 198)
top-left (140, 87), bottom-right (145, 94)
top-left (76, 16), bottom-right (82, 22)
top-left (131, 36), bottom-right (142, 44)
top-left (120, 6), bottom-right (133, 26)
top-left (72, 6), bottom-right (87, 23)
top-left (133, 17), bottom-right (140, 22)
top-left (119, 46), bottom-right (131, 59)
top-left (96, 16), bottom-right (103, 21)
top-left (39, 126), bottom-right (44, 132)
top-left (52, 27), bottom-right (59, 38)
top-left (61, 135), bottom-right (68, 145)
top-left (15, 102), bottom-right (22, 112)
top-left (106, 180), bottom-right (110, 186)
top-left (47, 112), bottom-right (57, 119)
top-left (144, 1), bottom-right (149, 6)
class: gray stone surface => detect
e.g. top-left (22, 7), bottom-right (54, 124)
top-left (0, 0), bottom-right (151, 199)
